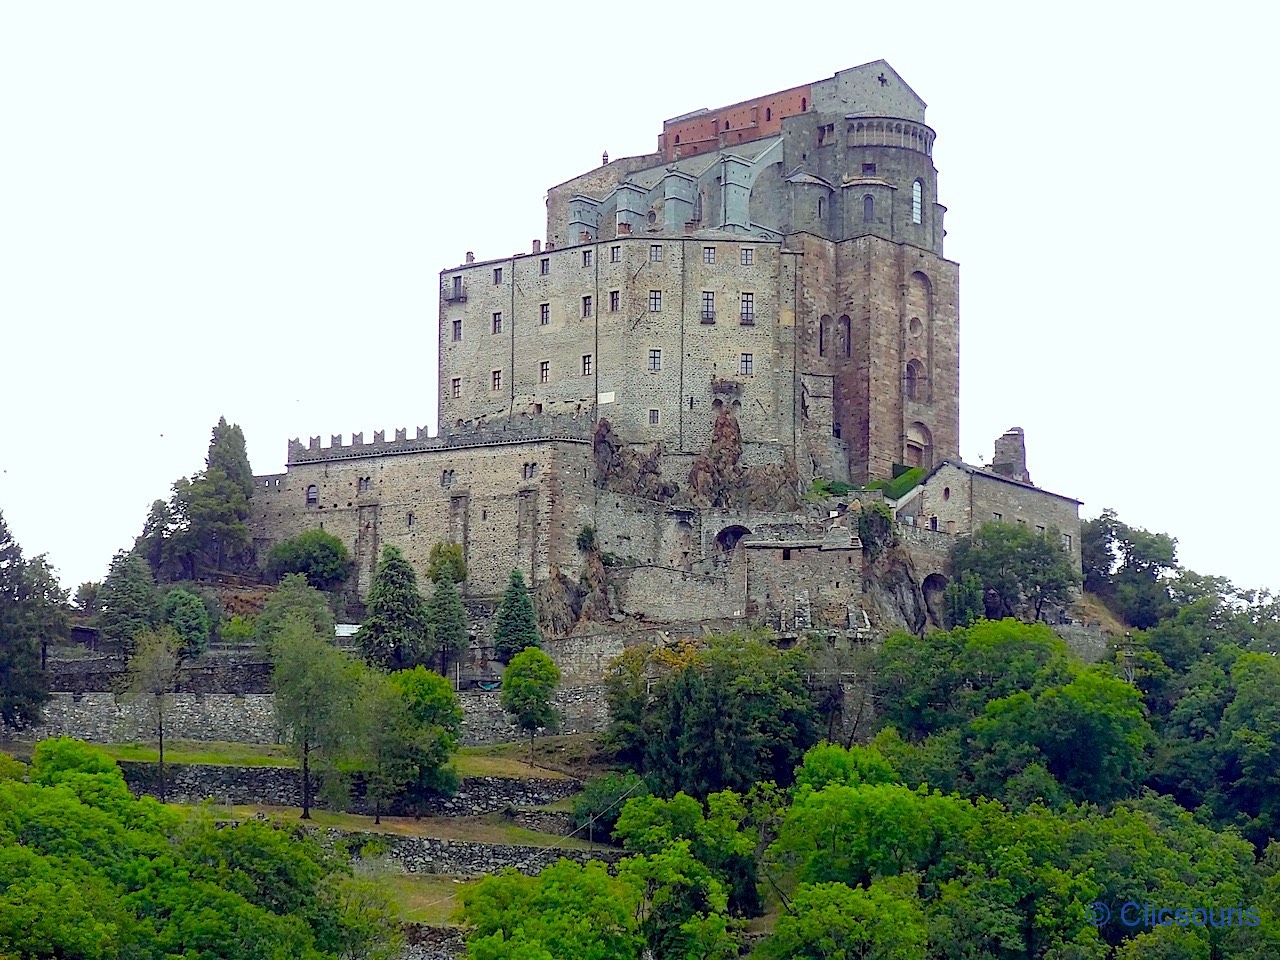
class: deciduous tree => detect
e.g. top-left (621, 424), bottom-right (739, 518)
top-left (265, 529), bottom-right (354, 591)
top-left (426, 541), bottom-right (467, 584)
top-left (121, 628), bottom-right (181, 800)
top-left (501, 647), bottom-right (560, 763)
top-left (253, 572), bottom-right (335, 647)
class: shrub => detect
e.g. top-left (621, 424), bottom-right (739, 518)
top-left (264, 529), bottom-right (353, 591)
top-left (572, 772), bottom-right (652, 840)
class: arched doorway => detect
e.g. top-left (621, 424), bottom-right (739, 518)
top-left (714, 525), bottom-right (752, 554)
top-left (905, 422), bottom-right (933, 470)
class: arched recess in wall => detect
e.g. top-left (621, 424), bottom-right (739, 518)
top-left (905, 421), bottom-right (933, 470)
top-left (819, 314), bottom-right (831, 357)
top-left (912, 179), bottom-right (924, 224)
top-left (305, 484), bottom-right (318, 505)
top-left (905, 271), bottom-right (934, 402)
top-left (905, 359), bottom-right (925, 401)
top-left (863, 194), bottom-right (875, 222)
top-left (714, 525), bottom-right (752, 554)
top-left (838, 315), bottom-right (851, 358)
top-left (922, 573), bottom-right (948, 627)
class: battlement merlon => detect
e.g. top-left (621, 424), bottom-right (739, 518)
top-left (284, 413), bottom-right (596, 465)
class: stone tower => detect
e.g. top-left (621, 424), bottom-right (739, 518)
top-left (438, 60), bottom-right (959, 485)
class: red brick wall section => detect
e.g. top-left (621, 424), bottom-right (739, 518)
top-left (660, 83), bottom-right (813, 161)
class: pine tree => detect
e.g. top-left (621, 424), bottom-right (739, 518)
top-left (492, 568), bottom-right (540, 662)
top-left (0, 511), bottom-right (65, 728)
top-left (98, 551), bottom-right (160, 651)
top-left (357, 546), bottom-right (432, 670)
top-left (427, 572), bottom-right (468, 675)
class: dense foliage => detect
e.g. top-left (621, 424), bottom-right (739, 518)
top-left (0, 739), bottom-right (400, 959)
top-left (0, 511), bottom-right (66, 728)
top-left (951, 521), bottom-right (1080, 620)
top-left (264, 529), bottom-right (354, 591)
top-left (160, 586), bottom-right (212, 655)
top-left (97, 550), bottom-right (160, 650)
top-left (492, 568), bottom-right (540, 661)
top-left (604, 632), bottom-right (820, 797)
top-left (501, 647), bottom-right (561, 760)
top-left (426, 541), bottom-right (467, 585)
top-left (427, 571), bottom-right (468, 675)
top-left (356, 546), bottom-right (432, 670)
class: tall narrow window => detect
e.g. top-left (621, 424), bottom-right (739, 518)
top-left (450, 377), bottom-right (461, 398)
top-left (905, 360), bottom-right (923, 400)
top-left (582, 295), bottom-right (592, 317)
top-left (648, 348), bottom-right (662, 372)
top-left (650, 244), bottom-right (663, 262)
top-left (305, 485), bottom-right (318, 505)
top-left (451, 319), bottom-right (462, 341)
top-left (648, 290), bottom-right (662, 312)
top-left (649, 409), bottom-right (660, 425)
top-left (492, 370), bottom-right (502, 391)
top-left (492, 312), bottom-right (503, 334)
top-left (610, 246), bottom-right (620, 263)
top-left (740, 292), bottom-right (755, 324)
top-left (912, 180), bottom-right (923, 224)
top-left (582, 354), bottom-right (593, 376)
top-left (863, 194), bottom-right (875, 221)
top-left (493, 267), bottom-right (503, 284)
top-left (740, 247), bottom-right (753, 265)
top-left (539, 361), bottom-right (549, 384)
top-left (610, 290), bottom-right (620, 312)
top-left (703, 246), bottom-right (715, 264)
top-left (540, 303), bottom-right (550, 325)
top-left (739, 352), bottom-right (754, 376)
top-left (583, 249), bottom-right (593, 267)
top-left (540, 257), bottom-right (549, 275)
top-left (700, 291), bottom-right (715, 321)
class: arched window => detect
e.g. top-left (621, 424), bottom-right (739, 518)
top-left (305, 485), bottom-right (318, 505)
top-left (765, 107), bottom-right (772, 121)
top-left (905, 359), bottom-right (924, 400)
top-left (819, 314), bottom-right (831, 357)
top-left (817, 197), bottom-right (824, 220)
top-left (863, 194), bottom-right (875, 222)
top-left (912, 180), bottom-right (923, 224)
top-left (674, 134), bottom-right (680, 144)
top-left (724, 120), bottom-right (730, 131)
top-left (801, 97), bottom-right (807, 111)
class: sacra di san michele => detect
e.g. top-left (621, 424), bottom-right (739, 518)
top-left (249, 61), bottom-right (1081, 634)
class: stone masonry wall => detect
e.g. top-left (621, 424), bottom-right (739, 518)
top-left (120, 762), bottom-right (578, 817)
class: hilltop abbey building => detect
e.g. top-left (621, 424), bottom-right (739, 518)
top-left (249, 61), bottom-right (1080, 632)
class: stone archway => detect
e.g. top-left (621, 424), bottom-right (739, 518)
top-left (922, 572), bottom-right (948, 628)
top-left (714, 524), bottom-right (752, 554)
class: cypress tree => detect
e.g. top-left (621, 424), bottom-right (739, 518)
top-left (492, 568), bottom-right (540, 662)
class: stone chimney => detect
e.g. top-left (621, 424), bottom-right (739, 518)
top-left (532, 239), bottom-right (541, 254)
top-left (990, 427), bottom-right (1032, 485)
top-left (465, 251), bottom-right (475, 264)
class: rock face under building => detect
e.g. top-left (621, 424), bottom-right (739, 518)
top-left (248, 61), bottom-right (1080, 634)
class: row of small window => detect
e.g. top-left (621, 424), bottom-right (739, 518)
top-left (453, 292), bottom-right (757, 340)
top-left (990, 512), bottom-right (1074, 549)
top-left (485, 246), bottom-right (756, 283)
top-left (449, 351), bottom-right (756, 397)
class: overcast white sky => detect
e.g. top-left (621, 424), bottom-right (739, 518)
top-left (2, 2), bottom-right (1277, 594)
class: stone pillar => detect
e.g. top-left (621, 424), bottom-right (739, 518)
top-left (991, 427), bottom-right (1032, 484)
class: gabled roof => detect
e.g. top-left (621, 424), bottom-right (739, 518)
top-left (924, 459), bottom-right (1083, 505)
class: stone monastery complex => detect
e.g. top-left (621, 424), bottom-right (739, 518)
top-left (248, 61), bottom-right (1082, 636)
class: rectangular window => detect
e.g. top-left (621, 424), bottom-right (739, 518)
top-left (610, 290), bottom-right (620, 312)
top-left (492, 370), bottom-right (502, 391)
top-left (492, 312), bottom-right (503, 334)
top-left (648, 348), bottom-right (662, 372)
top-left (740, 247), bottom-right (753, 265)
top-left (450, 377), bottom-right (461, 398)
top-left (450, 275), bottom-right (462, 298)
top-left (540, 303), bottom-right (550, 325)
top-left (1036, 525), bottom-right (1046, 535)
top-left (861, 162), bottom-right (877, 175)
top-left (649, 409), bottom-right (660, 425)
top-left (451, 319), bottom-right (462, 341)
top-left (582, 354), bottom-right (593, 376)
top-left (582, 295), bottom-right (593, 317)
top-left (1062, 533), bottom-right (1073, 550)
top-left (610, 246), bottom-right (620, 263)
top-left (739, 352), bottom-right (753, 376)
top-left (540, 257), bottom-right (549, 275)
top-left (493, 267), bottom-right (503, 284)
top-left (648, 290), bottom-right (662, 312)
top-left (740, 292), bottom-right (754, 324)
top-left (701, 291), bottom-right (715, 321)
top-left (993, 512), bottom-right (1003, 521)
top-left (583, 249), bottom-right (593, 267)
top-left (539, 361), bottom-right (549, 384)
top-left (650, 244), bottom-right (662, 262)
top-left (703, 246), bottom-right (715, 264)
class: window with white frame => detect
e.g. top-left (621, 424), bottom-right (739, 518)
top-left (648, 348), bottom-right (662, 372)
top-left (739, 352), bottom-right (753, 376)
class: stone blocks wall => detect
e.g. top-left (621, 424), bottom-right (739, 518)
top-left (120, 762), bottom-right (579, 817)
top-left (379, 833), bottom-right (622, 877)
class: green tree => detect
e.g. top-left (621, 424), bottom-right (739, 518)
top-left (73, 580), bottom-right (101, 615)
top-left (357, 546), bottom-right (432, 670)
top-left (183, 416), bottom-right (254, 572)
top-left (427, 571), bottom-right (468, 676)
top-left (253, 572), bottom-right (336, 647)
top-left (951, 521), bottom-right (1079, 621)
top-left (1082, 508), bottom-right (1179, 628)
top-left (756, 878), bottom-right (928, 960)
top-left (1216, 652), bottom-right (1280, 846)
top-left (357, 671), bottom-right (418, 824)
top-left (572, 772), bottom-right (653, 844)
top-left (161, 586), bottom-right (212, 656)
top-left (426, 541), bottom-right (467, 584)
top-left (0, 512), bottom-right (66, 729)
top-left (943, 572), bottom-right (984, 628)
top-left (97, 550), bottom-right (159, 651)
top-left (492, 568), bottom-right (540, 661)
top-left (388, 666), bottom-right (464, 806)
top-left (637, 633), bottom-right (819, 798)
top-left (120, 628), bottom-right (181, 801)
top-left (265, 529), bottom-right (354, 591)
top-left (272, 615), bottom-right (363, 818)
top-left (501, 647), bottom-right (560, 763)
